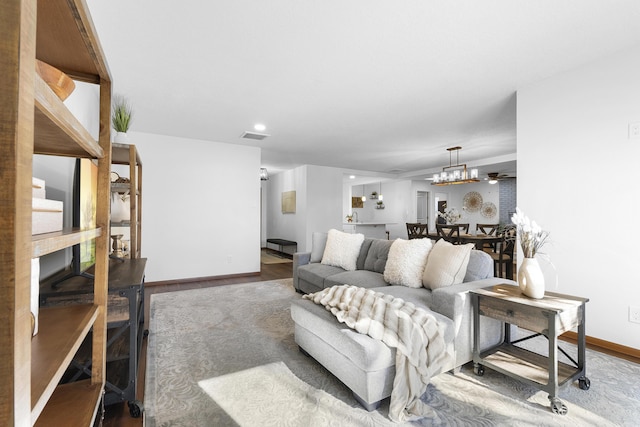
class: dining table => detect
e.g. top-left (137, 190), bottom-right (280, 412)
top-left (427, 232), bottom-right (502, 250)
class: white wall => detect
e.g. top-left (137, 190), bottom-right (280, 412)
top-left (518, 44), bottom-right (640, 349)
top-left (265, 165), bottom-right (343, 252)
top-left (129, 131), bottom-right (261, 282)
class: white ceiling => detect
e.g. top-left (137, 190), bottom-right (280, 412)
top-left (87, 0), bottom-right (640, 181)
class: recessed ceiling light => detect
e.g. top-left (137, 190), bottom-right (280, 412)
top-left (349, 175), bottom-right (356, 179)
top-left (254, 123), bottom-right (266, 132)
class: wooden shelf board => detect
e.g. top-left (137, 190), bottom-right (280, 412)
top-left (481, 344), bottom-right (577, 386)
top-left (36, 0), bottom-right (110, 82)
top-left (112, 143), bottom-right (142, 165)
top-left (32, 227), bottom-right (102, 258)
top-left (33, 379), bottom-right (102, 427)
top-left (31, 304), bottom-right (99, 421)
top-left (34, 73), bottom-right (103, 159)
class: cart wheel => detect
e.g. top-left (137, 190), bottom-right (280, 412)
top-left (550, 398), bottom-right (568, 415)
top-left (578, 376), bottom-right (591, 390)
top-left (473, 364), bottom-right (485, 376)
top-left (128, 400), bottom-right (143, 418)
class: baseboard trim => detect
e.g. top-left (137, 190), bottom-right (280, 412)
top-left (146, 271), bottom-right (261, 287)
top-left (561, 331), bottom-right (640, 363)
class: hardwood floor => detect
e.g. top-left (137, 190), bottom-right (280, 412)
top-left (102, 260), bottom-right (293, 427)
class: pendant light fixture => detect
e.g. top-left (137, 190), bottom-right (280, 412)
top-left (378, 182), bottom-right (383, 201)
top-left (431, 146), bottom-right (479, 186)
top-left (361, 184), bottom-right (366, 202)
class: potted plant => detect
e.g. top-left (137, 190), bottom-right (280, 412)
top-left (112, 95), bottom-right (133, 143)
top-left (345, 214), bottom-right (354, 223)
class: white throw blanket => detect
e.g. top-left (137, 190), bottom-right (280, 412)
top-left (303, 285), bottom-right (449, 422)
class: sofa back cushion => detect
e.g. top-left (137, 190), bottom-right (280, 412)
top-left (363, 239), bottom-right (393, 273)
top-left (356, 239), bottom-right (374, 270)
top-left (310, 232), bottom-right (329, 263)
top-left (464, 250), bottom-right (493, 282)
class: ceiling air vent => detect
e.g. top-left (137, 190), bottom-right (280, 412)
top-left (241, 131), bottom-right (270, 140)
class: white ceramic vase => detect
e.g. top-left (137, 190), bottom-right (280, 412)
top-left (518, 257), bottom-right (545, 299)
top-left (114, 131), bottom-right (129, 143)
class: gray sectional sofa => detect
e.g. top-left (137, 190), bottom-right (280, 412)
top-left (290, 231), bottom-right (517, 411)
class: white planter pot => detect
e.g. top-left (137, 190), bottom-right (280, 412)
top-left (518, 257), bottom-right (545, 299)
top-left (114, 131), bottom-right (129, 143)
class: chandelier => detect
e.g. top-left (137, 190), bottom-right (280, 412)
top-left (431, 146), bottom-right (479, 186)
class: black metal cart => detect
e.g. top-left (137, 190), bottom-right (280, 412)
top-left (40, 258), bottom-right (148, 418)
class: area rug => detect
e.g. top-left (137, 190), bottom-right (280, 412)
top-left (145, 279), bottom-right (640, 426)
top-left (260, 249), bottom-right (293, 264)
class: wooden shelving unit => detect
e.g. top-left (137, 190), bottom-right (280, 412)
top-left (1, 0), bottom-right (112, 425)
top-left (111, 143), bottom-right (143, 259)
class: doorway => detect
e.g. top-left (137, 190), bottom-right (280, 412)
top-left (416, 191), bottom-right (428, 224)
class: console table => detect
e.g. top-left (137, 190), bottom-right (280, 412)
top-left (470, 284), bottom-right (590, 415)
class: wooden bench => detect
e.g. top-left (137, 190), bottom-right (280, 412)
top-left (266, 238), bottom-right (297, 258)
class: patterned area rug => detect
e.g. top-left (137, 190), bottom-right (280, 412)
top-left (145, 279), bottom-right (640, 426)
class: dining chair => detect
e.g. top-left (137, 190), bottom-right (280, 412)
top-left (476, 223), bottom-right (499, 250)
top-left (436, 224), bottom-right (461, 244)
top-left (489, 225), bottom-right (516, 279)
top-left (457, 223), bottom-right (470, 234)
top-left (406, 223), bottom-right (429, 240)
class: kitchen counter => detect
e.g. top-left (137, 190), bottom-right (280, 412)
top-left (343, 222), bottom-right (396, 239)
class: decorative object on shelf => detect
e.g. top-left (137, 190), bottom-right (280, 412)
top-left (35, 59), bottom-right (76, 101)
top-left (431, 146), bottom-right (479, 186)
top-left (376, 201), bottom-right (385, 210)
top-left (260, 168), bottom-right (269, 181)
top-left (370, 191), bottom-right (378, 200)
top-left (438, 207), bottom-right (462, 224)
top-left (345, 214), bottom-right (354, 223)
top-left (480, 202), bottom-right (497, 218)
top-left (111, 234), bottom-right (125, 258)
top-left (511, 208), bottom-right (550, 299)
top-left (463, 191), bottom-right (483, 212)
top-left (31, 258), bottom-right (40, 336)
top-left (111, 192), bottom-right (130, 223)
top-left (112, 94), bottom-right (133, 143)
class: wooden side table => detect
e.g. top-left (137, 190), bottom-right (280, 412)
top-left (470, 284), bottom-right (590, 415)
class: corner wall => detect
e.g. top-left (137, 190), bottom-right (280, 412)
top-left (517, 44), bottom-right (640, 349)
top-left (130, 131), bottom-right (261, 282)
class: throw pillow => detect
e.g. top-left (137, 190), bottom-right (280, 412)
top-left (422, 239), bottom-right (474, 290)
top-left (383, 238), bottom-right (433, 288)
top-left (321, 229), bottom-right (365, 271)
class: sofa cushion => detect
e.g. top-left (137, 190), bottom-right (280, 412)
top-left (298, 263), bottom-right (347, 289)
top-left (356, 239), bottom-right (374, 271)
top-left (363, 239), bottom-right (393, 273)
top-left (324, 270), bottom-right (389, 289)
top-left (464, 250), bottom-right (493, 282)
top-left (422, 239), bottom-right (474, 290)
top-left (383, 238), bottom-right (433, 288)
top-left (370, 285), bottom-right (434, 312)
top-left (321, 229), bottom-right (365, 271)
top-left (310, 232), bottom-right (328, 263)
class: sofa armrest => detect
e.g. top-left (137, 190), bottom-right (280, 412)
top-left (430, 278), bottom-right (518, 368)
top-left (293, 252), bottom-right (312, 291)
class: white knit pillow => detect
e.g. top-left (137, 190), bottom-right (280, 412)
top-left (383, 238), bottom-right (433, 288)
top-left (422, 239), bottom-right (474, 290)
top-left (321, 229), bottom-right (365, 271)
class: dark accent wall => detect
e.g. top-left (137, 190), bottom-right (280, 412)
top-left (499, 179), bottom-right (517, 225)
